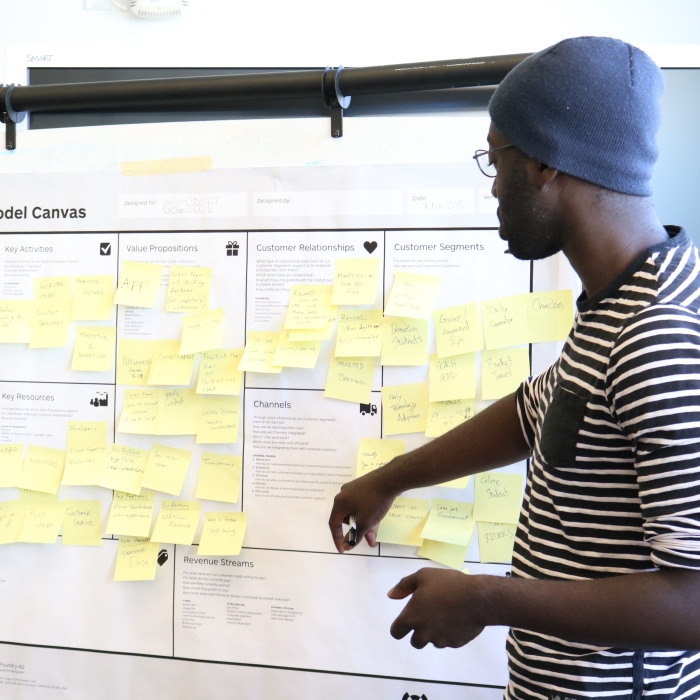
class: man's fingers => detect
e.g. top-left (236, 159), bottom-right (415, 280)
top-left (389, 609), bottom-right (413, 640)
top-left (328, 508), bottom-right (349, 553)
top-left (365, 526), bottom-right (378, 548)
top-left (410, 632), bottom-right (429, 649)
top-left (387, 573), bottom-right (420, 599)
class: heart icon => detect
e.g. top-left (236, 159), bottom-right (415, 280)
top-left (363, 241), bottom-right (378, 254)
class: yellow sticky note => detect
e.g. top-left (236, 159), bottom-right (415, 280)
top-left (428, 353), bottom-right (476, 402)
top-left (385, 272), bottom-right (441, 320)
top-left (335, 309), bottom-right (383, 358)
top-left (71, 326), bottom-right (117, 372)
top-left (426, 399), bottom-right (476, 439)
top-left (102, 444), bottom-right (150, 495)
top-left (196, 349), bottom-right (244, 396)
top-left (151, 501), bottom-right (201, 545)
top-left (197, 396), bottom-right (240, 444)
top-left (528, 289), bottom-right (575, 343)
top-left (237, 332), bottom-right (283, 374)
top-left (198, 511), bottom-right (247, 556)
top-left (114, 537), bottom-right (160, 581)
top-left (0, 500), bottom-right (26, 545)
top-left (381, 317), bottom-right (429, 366)
top-left (67, 420), bottom-right (108, 446)
top-left (0, 301), bottom-right (34, 343)
top-left (195, 453), bottom-right (242, 503)
top-left (114, 262), bottom-right (164, 309)
top-left (117, 339), bottom-right (156, 386)
top-left (0, 444), bottom-right (24, 488)
top-left (19, 445), bottom-right (66, 494)
top-left (284, 284), bottom-right (334, 330)
top-left (324, 356), bottom-right (376, 404)
top-left (147, 340), bottom-right (196, 386)
top-left (331, 257), bottom-right (381, 306)
top-left (356, 439), bottom-right (405, 478)
top-left (61, 500), bottom-right (102, 546)
top-left (165, 265), bottom-right (212, 313)
top-left (382, 383), bottom-right (429, 436)
top-left (439, 474), bottom-right (472, 490)
top-left (421, 499), bottom-right (475, 546)
top-left (433, 303), bottom-right (483, 357)
top-left (140, 444), bottom-right (192, 496)
top-left (106, 491), bottom-right (155, 537)
top-left (473, 472), bottom-right (524, 524)
top-left (481, 347), bottom-right (530, 400)
top-left (376, 497), bottom-right (430, 546)
top-left (287, 310), bottom-right (336, 341)
top-left (418, 539), bottom-right (469, 570)
top-left (72, 276), bottom-right (114, 321)
top-left (478, 522), bottom-right (517, 563)
top-left (19, 489), bottom-right (59, 503)
top-left (29, 301), bottom-right (71, 348)
top-left (271, 330), bottom-right (323, 369)
top-left (62, 446), bottom-right (107, 486)
top-left (17, 501), bottom-right (66, 543)
top-left (180, 308), bottom-right (225, 355)
top-left (481, 294), bottom-right (530, 350)
top-left (118, 389), bottom-right (159, 435)
top-left (157, 389), bottom-right (199, 436)
top-left (34, 276), bottom-right (72, 305)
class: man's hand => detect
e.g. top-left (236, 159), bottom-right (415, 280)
top-left (388, 568), bottom-right (486, 649)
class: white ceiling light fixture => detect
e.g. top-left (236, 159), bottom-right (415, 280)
top-left (110, 0), bottom-right (189, 20)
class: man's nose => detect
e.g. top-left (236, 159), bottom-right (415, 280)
top-left (491, 177), bottom-right (498, 200)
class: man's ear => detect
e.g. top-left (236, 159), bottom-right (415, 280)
top-left (527, 159), bottom-right (559, 191)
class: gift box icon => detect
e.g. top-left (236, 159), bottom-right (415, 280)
top-left (226, 241), bottom-right (239, 257)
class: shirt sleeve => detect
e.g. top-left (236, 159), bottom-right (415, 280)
top-left (515, 363), bottom-right (558, 450)
top-left (607, 304), bottom-right (700, 569)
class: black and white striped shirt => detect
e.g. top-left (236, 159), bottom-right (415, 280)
top-left (512, 227), bottom-right (700, 700)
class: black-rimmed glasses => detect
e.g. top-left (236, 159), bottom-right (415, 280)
top-left (473, 144), bottom-right (514, 178)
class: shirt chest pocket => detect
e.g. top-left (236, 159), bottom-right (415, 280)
top-left (538, 384), bottom-right (590, 467)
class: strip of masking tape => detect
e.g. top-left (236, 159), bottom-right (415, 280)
top-left (120, 156), bottom-right (213, 176)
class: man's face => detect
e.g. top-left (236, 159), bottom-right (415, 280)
top-left (487, 124), bottom-right (566, 261)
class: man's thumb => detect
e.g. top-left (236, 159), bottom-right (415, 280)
top-left (387, 573), bottom-right (419, 600)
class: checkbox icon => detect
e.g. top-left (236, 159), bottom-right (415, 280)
top-left (100, 242), bottom-right (112, 256)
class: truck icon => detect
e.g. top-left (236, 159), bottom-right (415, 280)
top-left (359, 403), bottom-right (377, 416)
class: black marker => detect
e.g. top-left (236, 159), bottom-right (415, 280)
top-left (347, 515), bottom-right (357, 547)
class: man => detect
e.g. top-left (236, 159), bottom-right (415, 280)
top-left (328, 37), bottom-right (700, 699)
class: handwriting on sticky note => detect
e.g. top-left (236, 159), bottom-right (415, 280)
top-left (331, 257), bottom-right (381, 306)
top-left (197, 396), bottom-right (240, 444)
top-left (473, 472), bottom-right (524, 524)
top-left (0, 444), bottom-right (24, 488)
top-left (287, 310), bottom-right (336, 341)
top-left (384, 272), bottom-right (441, 320)
top-left (166, 265), bottom-right (212, 313)
top-left (72, 276), bottom-right (114, 321)
top-left (418, 538), bottom-right (469, 570)
top-left (196, 349), bottom-right (244, 395)
top-left (382, 383), bottom-right (429, 436)
top-left (198, 511), bottom-right (247, 556)
top-left (0, 301), bottom-right (33, 343)
top-left (356, 438), bottom-right (405, 478)
top-left (102, 444), bottom-right (149, 495)
top-left (0, 500), bottom-right (26, 545)
top-left (335, 309), bottom-right (382, 358)
top-left (157, 388), bottom-right (199, 436)
top-left (106, 491), bottom-right (155, 537)
top-left (150, 500), bottom-right (201, 545)
top-left (433, 303), bottom-right (483, 357)
top-left (71, 326), bottom-right (116, 373)
top-left (19, 445), bottom-right (66, 494)
top-left (62, 424), bottom-right (108, 486)
top-left (271, 330), bottom-right (323, 369)
top-left (17, 501), bottom-right (66, 544)
top-left (428, 353), bottom-right (476, 402)
top-left (426, 399), bottom-right (475, 439)
top-left (29, 301), bottom-right (71, 349)
top-left (140, 443), bottom-right (192, 496)
top-left (376, 497), bottom-right (430, 546)
top-left (381, 317), bottom-right (429, 366)
top-left (478, 522), bottom-right (517, 563)
top-left (528, 289), bottom-right (574, 343)
top-left (62, 500), bottom-right (102, 546)
top-left (420, 499), bottom-right (475, 546)
top-left (284, 285), bottom-right (334, 330)
top-left (34, 276), bottom-right (72, 305)
top-left (113, 262), bottom-right (163, 308)
top-left (114, 537), bottom-right (160, 581)
top-left (117, 339), bottom-right (156, 386)
top-left (481, 347), bottom-right (530, 400)
top-left (180, 308), bottom-right (225, 355)
top-left (146, 340), bottom-right (196, 386)
top-left (480, 294), bottom-right (529, 350)
top-left (195, 453), bottom-right (242, 503)
top-left (237, 332), bottom-right (283, 374)
top-left (118, 389), bottom-right (159, 435)
top-left (324, 356), bottom-right (375, 404)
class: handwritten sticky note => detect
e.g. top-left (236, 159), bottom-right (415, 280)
top-left (180, 308), bottom-right (225, 355)
top-left (102, 444), bottom-right (149, 495)
top-left (197, 396), bottom-right (240, 444)
top-left (17, 501), bottom-right (66, 544)
top-left (62, 420), bottom-right (108, 486)
top-left (71, 326), bottom-right (116, 372)
top-left (418, 539), bottom-right (469, 570)
top-left (72, 275), bottom-right (114, 321)
top-left (151, 500), bottom-right (201, 545)
top-left (67, 420), bottom-right (108, 446)
top-left (0, 500), bottom-right (26, 545)
top-left (428, 353), bottom-right (476, 402)
top-left (376, 497), bottom-right (430, 546)
top-left (147, 340), bottom-right (196, 386)
top-left (29, 301), bottom-right (71, 348)
top-left (195, 453), bottom-right (242, 503)
top-left (118, 389), bottom-right (159, 435)
top-left (114, 262), bottom-right (163, 308)
top-left (438, 474), bottom-right (472, 489)
top-left (288, 310), bottom-right (336, 341)
top-left (385, 272), bottom-right (441, 320)
top-left (106, 491), bottom-right (155, 537)
top-left (528, 289), bottom-right (574, 343)
top-left (117, 339), bottom-right (156, 386)
top-left (381, 317), bottom-right (429, 366)
top-left (140, 444), bottom-right (192, 496)
top-left (237, 332), bottom-right (283, 374)
top-left (478, 522), bottom-right (517, 563)
top-left (335, 309), bottom-right (382, 358)
top-left (324, 356), bottom-right (376, 404)
top-left (421, 499), bottom-right (475, 546)
top-left (284, 285), bottom-right (334, 330)
top-left (198, 511), bottom-right (247, 556)
top-left (356, 438), bottom-right (405, 478)
top-left (426, 399), bottom-right (476, 439)
top-left (481, 294), bottom-right (530, 350)
top-left (114, 537), bottom-right (160, 581)
top-left (196, 349), bottom-right (244, 395)
top-left (156, 389), bottom-right (199, 436)
top-left (0, 301), bottom-right (34, 343)
top-left (19, 489), bottom-right (59, 503)
top-left (166, 265), bottom-right (212, 313)
top-left (382, 383), bottom-right (429, 435)
top-left (331, 257), bottom-right (381, 306)
top-left (433, 303), bottom-right (483, 357)
top-left (0, 444), bottom-right (24, 488)
top-left (19, 445), bottom-right (66, 494)
top-left (62, 500), bottom-right (102, 546)
top-left (481, 347), bottom-right (530, 400)
top-left (34, 276), bottom-right (72, 305)
top-left (271, 330), bottom-right (324, 369)
top-left (473, 472), bottom-right (524, 524)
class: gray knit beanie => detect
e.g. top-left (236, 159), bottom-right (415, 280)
top-left (488, 36), bottom-right (664, 196)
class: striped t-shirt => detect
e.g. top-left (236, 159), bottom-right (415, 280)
top-left (511, 227), bottom-right (700, 699)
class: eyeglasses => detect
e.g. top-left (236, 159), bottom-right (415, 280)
top-left (473, 144), bottom-right (514, 178)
